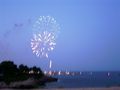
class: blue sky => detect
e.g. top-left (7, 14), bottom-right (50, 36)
top-left (0, 0), bottom-right (120, 71)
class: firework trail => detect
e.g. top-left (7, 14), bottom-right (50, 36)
top-left (49, 60), bottom-right (52, 69)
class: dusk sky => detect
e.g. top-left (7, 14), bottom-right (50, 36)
top-left (0, 0), bottom-right (120, 71)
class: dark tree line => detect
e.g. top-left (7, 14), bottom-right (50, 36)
top-left (0, 60), bottom-right (44, 84)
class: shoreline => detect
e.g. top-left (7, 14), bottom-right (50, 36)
top-left (1, 87), bottom-right (120, 90)
top-left (0, 76), bottom-right (58, 89)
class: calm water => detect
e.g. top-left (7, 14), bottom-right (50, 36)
top-left (43, 72), bottom-right (120, 88)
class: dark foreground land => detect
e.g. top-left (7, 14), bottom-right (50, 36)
top-left (0, 60), bottom-right (57, 89)
top-left (1, 87), bottom-right (120, 90)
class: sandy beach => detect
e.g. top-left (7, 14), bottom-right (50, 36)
top-left (1, 87), bottom-right (120, 90)
top-left (35, 87), bottom-right (120, 90)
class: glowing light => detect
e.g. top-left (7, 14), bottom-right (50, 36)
top-left (107, 72), bottom-right (110, 76)
top-left (31, 31), bottom-right (56, 58)
top-left (49, 60), bottom-right (52, 69)
top-left (44, 71), bottom-right (47, 75)
top-left (48, 71), bottom-right (52, 75)
top-left (37, 71), bottom-right (40, 74)
top-left (66, 71), bottom-right (70, 75)
top-left (80, 72), bottom-right (82, 75)
top-left (58, 71), bottom-right (61, 75)
top-left (31, 16), bottom-right (60, 69)
top-left (29, 70), bottom-right (34, 74)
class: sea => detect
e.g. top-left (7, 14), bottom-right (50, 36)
top-left (42, 71), bottom-right (120, 88)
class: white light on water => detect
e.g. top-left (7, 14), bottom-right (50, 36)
top-left (107, 72), bottom-right (110, 76)
top-left (80, 72), bottom-right (82, 75)
top-left (66, 71), bottom-right (70, 75)
top-left (58, 71), bottom-right (61, 75)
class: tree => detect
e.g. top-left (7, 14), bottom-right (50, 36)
top-left (0, 61), bottom-right (18, 84)
top-left (19, 64), bottom-right (29, 73)
top-left (0, 61), bottom-right (18, 75)
top-left (0, 60), bottom-right (45, 85)
top-left (30, 66), bottom-right (43, 74)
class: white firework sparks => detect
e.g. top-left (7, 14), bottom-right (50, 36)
top-left (31, 16), bottom-right (60, 69)
top-left (33, 16), bottom-right (60, 38)
top-left (31, 31), bottom-right (56, 58)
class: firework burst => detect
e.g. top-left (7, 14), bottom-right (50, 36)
top-left (31, 31), bottom-right (56, 58)
top-left (31, 16), bottom-right (60, 69)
